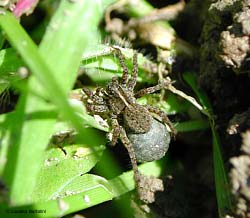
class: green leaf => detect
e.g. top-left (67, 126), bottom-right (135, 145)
top-left (81, 45), bottom-right (158, 83)
top-left (32, 144), bottom-right (106, 202)
top-left (1, 175), bottom-right (113, 218)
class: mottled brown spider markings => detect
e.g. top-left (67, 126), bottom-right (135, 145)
top-left (82, 47), bottom-right (176, 203)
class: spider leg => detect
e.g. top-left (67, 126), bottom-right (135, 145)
top-left (145, 105), bottom-right (177, 137)
top-left (82, 87), bottom-right (93, 98)
top-left (135, 84), bottom-right (162, 98)
top-left (110, 116), bottom-right (121, 146)
top-left (82, 87), bottom-right (106, 105)
top-left (113, 47), bottom-right (129, 84)
top-left (119, 127), bottom-right (140, 181)
top-left (127, 52), bottom-right (138, 90)
top-left (134, 78), bottom-right (172, 98)
top-left (82, 87), bottom-right (109, 115)
top-left (94, 87), bottom-right (108, 104)
top-left (86, 104), bottom-right (109, 115)
top-left (120, 127), bottom-right (164, 203)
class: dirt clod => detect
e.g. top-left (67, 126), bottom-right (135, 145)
top-left (229, 131), bottom-right (250, 218)
top-left (137, 173), bottom-right (164, 204)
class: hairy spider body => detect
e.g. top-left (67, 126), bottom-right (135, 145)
top-left (82, 48), bottom-right (175, 203)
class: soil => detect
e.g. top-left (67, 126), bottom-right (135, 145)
top-left (198, 0), bottom-right (250, 217)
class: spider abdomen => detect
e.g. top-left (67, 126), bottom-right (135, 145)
top-left (127, 118), bottom-right (171, 163)
top-left (123, 105), bottom-right (152, 133)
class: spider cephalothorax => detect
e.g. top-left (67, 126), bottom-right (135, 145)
top-left (82, 47), bottom-right (176, 203)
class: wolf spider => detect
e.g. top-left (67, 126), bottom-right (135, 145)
top-left (82, 47), bottom-right (176, 203)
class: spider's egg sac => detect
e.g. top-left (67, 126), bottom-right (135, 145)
top-left (127, 119), bottom-right (171, 163)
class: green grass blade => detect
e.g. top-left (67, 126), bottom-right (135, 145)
top-left (183, 72), bottom-right (232, 217)
top-left (1, 91), bottom-right (57, 206)
top-left (211, 123), bottom-right (232, 217)
top-left (0, 48), bottom-right (24, 75)
top-left (175, 120), bottom-right (209, 132)
top-left (0, 48), bottom-right (24, 96)
top-left (39, 0), bottom-right (102, 89)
